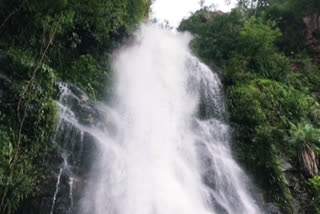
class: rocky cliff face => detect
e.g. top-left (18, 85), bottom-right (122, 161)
top-left (18, 82), bottom-right (112, 214)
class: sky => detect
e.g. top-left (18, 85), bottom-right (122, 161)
top-left (151, 0), bottom-right (237, 27)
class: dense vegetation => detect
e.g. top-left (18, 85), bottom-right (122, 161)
top-left (0, 0), bottom-right (150, 213)
top-left (1, 0), bottom-right (320, 213)
top-left (179, 0), bottom-right (320, 213)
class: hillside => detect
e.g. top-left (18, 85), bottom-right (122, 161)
top-left (179, 1), bottom-right (320, 213)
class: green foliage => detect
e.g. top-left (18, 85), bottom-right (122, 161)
top-left (261, 0), bottom-right (320, 54)
top-left (0, 103), bottom-right (59, 213)
top-left (229, 79), bottom-right (315, 128)
top-left (67, 54), bottom-right (107, 98)
top-left (0, 47), bottom-right (59, 213)
top-left (126, 0), bottom-right (151, 26)
top-left (0, 0), bottom-right (151, 98)
top-left (237, 17), bottom-right (290, 80)
top-left (179, 9), bottom-right (245, 66)
top-left (228, 78), bottom-right (316, 211)
top-left (290, 56), bottom-right (320, 102)
top-left (71, 0), bottom-right (127, 43)
top-left (0, 0), bottom-right (150, 212)
top-left (288, 0), bottom-right (320, 15)
top-left (179, 10), bottom-right (290, 82)
top-left (240, 16), bottom-right (281, 53)
top-left (263, 1), bottom-right (306, 53)
top-left (180, 2), bottom-right (320, 212)
top-left (289, 123), bottom-right (320, 153)
top-left (308, 176), bottom-right (320, 214)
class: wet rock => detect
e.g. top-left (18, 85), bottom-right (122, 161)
top-left (282, 162), bottom-right (294, 172)
top-left (56, 82), bottom-right (101, 126)
top-left (30, 82), bottom-right (113, 214)
top-left (186, 55), bottom-right (225, 120)
top-left (280, 157), bottom-right (294, 172)
top-left (264, 203), bottom-right (282, 214)
top-left (68, 83), bottom-right (90, 103)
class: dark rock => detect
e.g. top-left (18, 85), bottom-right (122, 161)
top-left (0, 49), bottom-right (7, 61)
top-left (68, 83), bottom-right (90, 103)
top-left (56, 82), bottom-right (101, 126)
top-left (280, 157), bottom-right (294, 172)
top-left (27, 81), bottom-right (113, 214)
top-left (282, 162), bottom-right (294, 172)
top-left (265, 203), bottom-right (282, 214)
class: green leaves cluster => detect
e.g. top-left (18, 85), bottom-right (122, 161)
top-left (0, 48), bottom-right (59, 213)
top-left (229, 79), bottom-right (314, 128)
top-left (68, 54), bottom-right (106, 98)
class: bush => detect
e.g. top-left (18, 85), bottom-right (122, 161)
top-left (66, 54), bottom-right (107, 98)
top-left (228, 79), bottom-right (314, 128)
top-left (289, 123), bottom-right (320, 153)
top-left (308, 176), bottom-right (320, 214)
top-left (179, 8), bottom-right (245, 65)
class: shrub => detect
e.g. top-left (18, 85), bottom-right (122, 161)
top-left (308, 176), bottom-right (320, 214)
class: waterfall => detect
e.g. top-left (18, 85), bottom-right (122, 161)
top-left (50, 24), bottom-right (261, 214)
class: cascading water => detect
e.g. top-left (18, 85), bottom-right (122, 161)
top-left (48, 24), bottom-right (261, 214)
top-left (76, 24), bottom-right (261, 214)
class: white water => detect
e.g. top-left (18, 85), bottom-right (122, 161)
top-left (50, 167), bottom-right (63, 214)
top-left (76, 24), bottom-right (261, 214)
